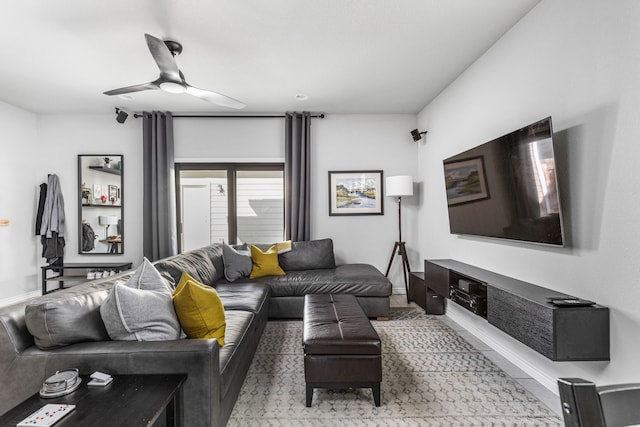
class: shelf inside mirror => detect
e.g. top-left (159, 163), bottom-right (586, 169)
top-left (88, 166), bottom-right (121, 175)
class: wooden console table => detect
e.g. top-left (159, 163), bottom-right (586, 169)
top-left (98, 237), bottom-right (122, 254)
top-left (0, 374), bottom-right (186, 427)
top-left (409, 272), bottom-right (445, 315)
top-left (41, 262), bottom-right (133, 294)
top-left (424, 259), bottom-right (610, 362)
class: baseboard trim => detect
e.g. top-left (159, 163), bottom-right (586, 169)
top-left (0, 291), bottom-right (40, 308)
top-left (391, 286), bottom-right (406, 295)
top-left (445, 305), bottom-right (558, 395)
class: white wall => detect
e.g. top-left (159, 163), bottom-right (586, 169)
top-left (417, 0), bottom-right (640, 389)
top-left (176, 114), bottom-right (420, 293)
top-left (313, 115), bottom-right (419, 293)
top-left (0, 112), bottom-right (143, 305)
top-left (0, 101), bottom-right (39, 303)
top-left (35, 114), bottom-right (143, 268)
top-left (174, 117), bottom-right (284, 162)
top-left (2, 112), bottom-right (417, 303)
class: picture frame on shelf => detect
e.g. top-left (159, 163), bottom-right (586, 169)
top-left (93, 184), bottom-right (102, 202)
top-left (328, 170), bottom-right (384, 216)
top-left (108, 185), bottom-right (118, 203)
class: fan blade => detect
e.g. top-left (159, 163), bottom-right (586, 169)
top-left (144, 33), bottom-right (180, 80)
top-left (103, 82), bottom-right (159, 96)
top-left (185, 84), bottom-right (246, 109)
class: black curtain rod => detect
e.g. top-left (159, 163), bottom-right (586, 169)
top-left (133, 113), bottom-right (325, 119)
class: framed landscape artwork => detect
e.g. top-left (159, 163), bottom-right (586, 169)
top-left (328, 170), bottom-right (384, 216)
top-left (444, 156), bottom-right (489, 206)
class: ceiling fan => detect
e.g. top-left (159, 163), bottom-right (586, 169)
top-left (103, 33), bottom-right (246, 109)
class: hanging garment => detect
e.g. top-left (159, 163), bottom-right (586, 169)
top-left (35, 182), bottom-right (47, 236)
top-left (41, 232), bottom-right (65, 265)
top-left (40, 174), bottom-right (65, 238)
top-left (82, 222), bottom-right (96, 252)
top-left (39, 174), bottom-right (66, 264)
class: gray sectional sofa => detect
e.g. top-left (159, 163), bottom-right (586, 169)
top-left (0, 238), bottom-right (392, 427)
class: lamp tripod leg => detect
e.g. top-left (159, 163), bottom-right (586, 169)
top-left (398, 242), bottom-right (411, 304)
top-left (385, 241), bottom-right (412, 304)
top-left (385, 242), bottom-right (400, 277)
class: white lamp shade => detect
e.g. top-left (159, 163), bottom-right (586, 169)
top-left (99, 216), bottom-right (119, 226)
top-left (385, 175), bottom-right (414, 197)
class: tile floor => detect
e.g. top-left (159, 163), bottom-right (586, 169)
top-left (389, 293), bottom-right (563, 418)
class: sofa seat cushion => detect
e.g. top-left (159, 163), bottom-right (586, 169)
top-left (215, 282), bottom-right (271, 314)
top-left (154, 244), bottom-right (225, 286)
top-left (218, 310), bottom-right (255, 398)
top-left (25, 283), bottom-right (111, 350)
top-left (257, 264), bottom-right (392, 297)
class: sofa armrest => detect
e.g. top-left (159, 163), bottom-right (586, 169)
top-left (3, 339), bottom-right (221, 427)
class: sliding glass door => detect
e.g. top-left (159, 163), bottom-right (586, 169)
top-left (177, 164), bottom-right (284, 252)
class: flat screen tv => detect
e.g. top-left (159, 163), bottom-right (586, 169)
top-left (443, 117), bottom-right (565, 246)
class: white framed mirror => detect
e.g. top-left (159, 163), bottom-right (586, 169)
top-left (78, 155), bottom-right (123, 254)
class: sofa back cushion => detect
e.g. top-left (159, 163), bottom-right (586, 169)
top-left (25, 284), bottom-right (111, 350)
top-left (154, 244), bottom-right (224, 286)
top-left (278, 238), bottom-right (336, 271)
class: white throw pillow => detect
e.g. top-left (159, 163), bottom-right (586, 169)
top-left (100, 258), bottom-right (181, 341)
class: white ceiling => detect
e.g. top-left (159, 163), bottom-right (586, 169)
top-left (0, 0), bottom-right (540, 115)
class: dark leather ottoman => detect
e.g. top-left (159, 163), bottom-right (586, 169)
top-left (302, 294), bottom-right (382, 407)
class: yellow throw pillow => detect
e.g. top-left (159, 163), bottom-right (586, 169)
top-left (172, 272), bottom-right (226, 346)
top-left (249, 245), bottom-right (286, 279)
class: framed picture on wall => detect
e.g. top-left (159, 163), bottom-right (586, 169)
top-left (328, 170), bottom-right (384, 216)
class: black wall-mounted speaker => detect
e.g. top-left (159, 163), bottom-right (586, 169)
top-left (411, 129), bottom-right (426, 141)
top-left (116, 109), bottom-right (128, 124)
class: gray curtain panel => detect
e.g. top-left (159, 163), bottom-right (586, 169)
top-left (142, 111), bottom-right (178, 261)
top-left (285, 112), bottom-right (311, 242)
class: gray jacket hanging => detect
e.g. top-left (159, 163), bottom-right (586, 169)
top-left (40, 174), bottom-right (66, 238)
top-left (39, 174), bottom-right (66, 264)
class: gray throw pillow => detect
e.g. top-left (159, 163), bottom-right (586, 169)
top-left (278, 238), bottom-right (336, 271)
top-left (100, 258), bottom-right (181, 341)
top-left (222, 243), bottom-right (252, 282)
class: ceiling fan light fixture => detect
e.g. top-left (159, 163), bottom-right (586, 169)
top-left (104, 33), bottom-right (246, 108)
top-left (160, 81), bottom-right (187, 94)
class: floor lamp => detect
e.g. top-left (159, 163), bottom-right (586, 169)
top-left (384, 175), bottom-right (413, 303)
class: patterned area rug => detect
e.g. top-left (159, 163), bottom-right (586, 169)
top-left (228, 308), bottom-right (562, 426)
